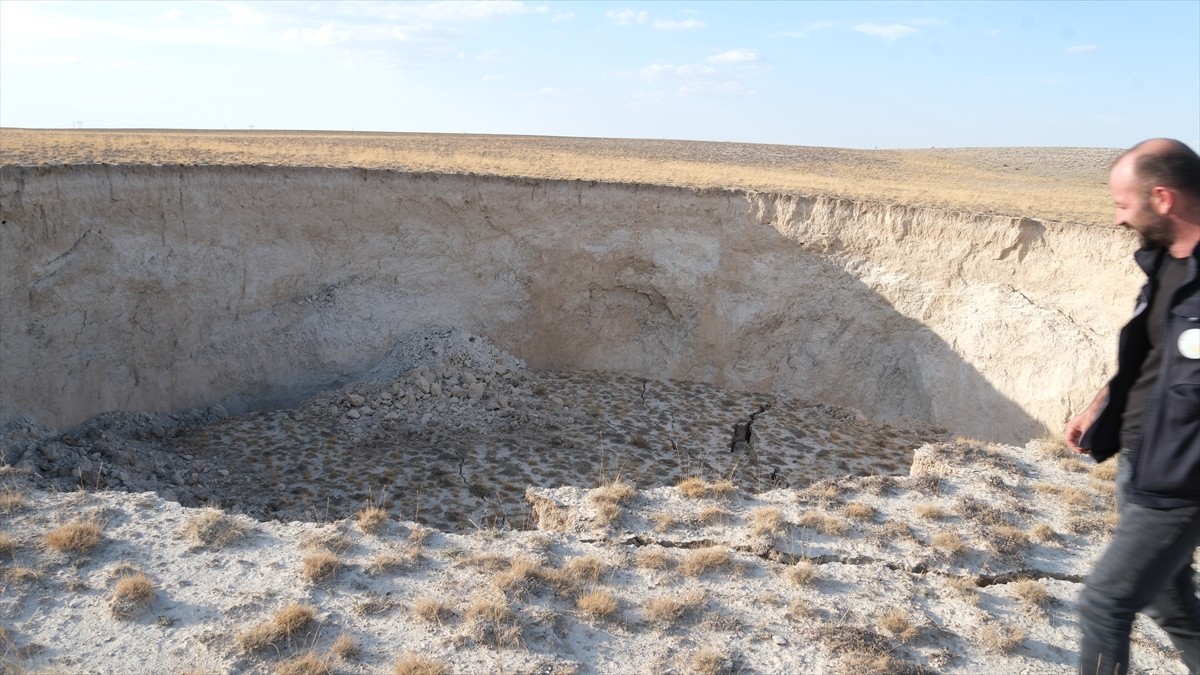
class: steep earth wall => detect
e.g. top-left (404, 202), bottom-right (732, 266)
top-left (0, 165), bottom-right (1139, 443)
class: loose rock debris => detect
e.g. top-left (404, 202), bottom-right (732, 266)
top-left (1, 328), bottom-right (948, 532)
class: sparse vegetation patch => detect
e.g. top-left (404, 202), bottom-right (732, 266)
top-left (45, 519), bottom-right (102, 553)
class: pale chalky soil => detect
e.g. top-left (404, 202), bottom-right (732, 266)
top-left (3, 329), bottom-right (949, 532)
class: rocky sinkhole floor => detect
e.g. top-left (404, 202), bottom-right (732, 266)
top-left (0, 328), bottom-right (949, 533)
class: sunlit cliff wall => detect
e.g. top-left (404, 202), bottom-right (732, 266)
top-left (0, 165), bottom-right (1139, 443)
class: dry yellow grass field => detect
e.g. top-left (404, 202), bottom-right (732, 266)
top-left (0, 128), bottom-right (1119, 224)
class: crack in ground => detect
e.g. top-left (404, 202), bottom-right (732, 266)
top-left (730, 402), bottom-right (771, 453)
top-left (608, 534), bottom-right (1086, 584)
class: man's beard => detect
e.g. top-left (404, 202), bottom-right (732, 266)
top-left (1133, 209), bottom-right (1174, 249)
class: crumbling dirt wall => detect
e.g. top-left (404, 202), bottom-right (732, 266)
top-left (0, 165), bottom-right (1139, 442)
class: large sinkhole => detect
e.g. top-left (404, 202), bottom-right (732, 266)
top-left (0, 165), bottom-right (1128, 531)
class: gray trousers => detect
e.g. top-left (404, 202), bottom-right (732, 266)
top-left (1078, 450), bottom-right (1200, 675)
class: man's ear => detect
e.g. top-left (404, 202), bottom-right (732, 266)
top-left (1150, 186), bottom-right (1174, 215)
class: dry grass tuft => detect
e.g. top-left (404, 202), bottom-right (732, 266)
top-left (465, 595), bottom-right (512, 624)
top-left (1060, 487), bottom-right (1093, 508)
top-left (877, 520), bottom-right (914, 542)
top-left (931, 531), bottom-right (966, 556)
top-left (650, 511), bottom-right (678, 532)
top-left (1037, 437), bottom-right (1075, 459)
top-left (795, 511), bottom-right (849, 536)
top-left (748, 507), bottom-right (784, 536)
top-left (238, 603), bottom-right (316, 651)
top-left (408, 525), bottom-right (434, 544)
top-left (459, 551), bottom-right (510, 572)
top-left (393, 652), bottom-right (449, 675)
top-left (688, 647), bottom-right (728, 675)
top-left (301, 531), bottom-right (353, 555)
top-left (914, 503), bottom-right (946, 520)
top-left (413, 596), bottom-right (455, 624)
top-left (786, 596), bottom-right (817, 620)
top-left (356, 505), bottom-right (389, 535)
top-left (565, 554), bottom-right (607, 583)
top-left (45, 519), bottom-right (103, 553)
top-left (4, 566), bottom-right (42, 584)
top-left (814, 624), bottom-right (898, 675)
top-left (945, 575), bottom-right (980, 605)
top-left (841, 502), bottom-right (875, 521)
top-left (184, 510), bottom-right (247, 549)
top-left (1089, 461), bottom-right (1119, 482)
top-left (1011, 579), bottom-right (1051, 607)
top-left (680, 547), bottom-right (733, 577)
top-left (365, 544), bottom-right (422, 575)
top-left (110, 572), bottom-right (156, 619)
top-left (1058, 457), bottom-right (1090, 473)
top-left (330, 634), bottom-right (358, 661)
top-left (879, 609), bottom-right (918, 643)
top-left (588, 479), bottom-right (635, 529)
top-left (276, 650), bottom-right (331, 675)
top-left (696, 505), bottom-right (730, 525)
top-left (591, 478), bottom-right (636, 505)
top-left (0, 533), bottom-right (16, 557)
top-left (785, 561), bottom-right (818, 586)
top-left (635, 548), bottom-right (673, 571)
top-left (0, 488), bottom-right (25, 514)
top-left (989, 525), bottom-right (1030, 556)
top-left (644, 589), bottom-right (706, 624)
top-left (301, 550), bottom-right (341, 583)
top-left (979, 622), bottom-right (1025, 653)
top-left (353, 597), bottom-right (401, 617)
top-left (708, 480), bottom-right (737, 497)
top-left (677, 477), bottom-right (710, 498)
top-left (492, 555), bottom-right (543, 595)
top-left (577, 588), bottom-right (618, 619)
top-left (1031, 523), bottom-right (1059, 544)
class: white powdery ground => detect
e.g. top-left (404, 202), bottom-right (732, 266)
top-left (0, 440), bottom-right (1192, 675)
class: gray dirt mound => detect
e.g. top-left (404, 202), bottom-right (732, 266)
top-left (0, 328), bottom-right (950, 532)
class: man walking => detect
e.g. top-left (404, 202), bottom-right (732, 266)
top-left (1064, 138), bottom-right (1200, 675)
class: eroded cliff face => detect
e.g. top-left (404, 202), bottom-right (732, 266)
top-left (0, 165), bottom-right (1138, 443)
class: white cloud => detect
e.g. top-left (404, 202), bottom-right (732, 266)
top-left (483, 73), bottom-right (503, 81)
top-left (226, 4), bottom-right (268, 28)
top-left (635, 63), bottom-right (679, 80)
top-left (708, 49), bottom-right (758, 64)
top-left (777, 21), bottom-right (840, 38)
top-left (854, 22), bottom-right (920, 41)
top-left (607, 9), bottom-right (648, 26)
top-left (679, 80), bottom-right (754, 97)
top-left (1067, 44), bottom-right (1099, 53)
top-left (371, 1), bottom-right (549, 22)
top-left (653, 19), bottom-right (704, 31)
top-left (675, 64), bottom-right (718, 77)
top-left (282, 21), bottom-right (429, 47)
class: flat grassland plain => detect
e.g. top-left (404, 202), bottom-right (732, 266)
top-left (4, 130), bottom-right (1182, 675)
top-left (0, 128), bottom-right (1117, 225)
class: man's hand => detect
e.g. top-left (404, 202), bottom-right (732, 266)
top-left (1064, 386), bottom-right (1108, 455)
top-left (1065, 410), bottom-right (1096, 455)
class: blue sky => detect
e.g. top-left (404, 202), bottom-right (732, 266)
top-left (1, 0), bottom-right (1197, 149)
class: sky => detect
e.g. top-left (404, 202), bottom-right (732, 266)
top-left (1, 0), bottom-right (1197, 149)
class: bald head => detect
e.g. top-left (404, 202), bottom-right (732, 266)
top-left (1115, 138), bottom-right (1200, 201)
